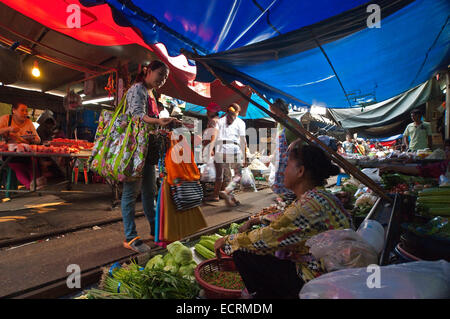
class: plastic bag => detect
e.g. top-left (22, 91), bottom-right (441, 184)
top-left (241, 167), bottom-right (257, 191)
top-left (356, 220), bottom-right (385, 254)
top-left (306, 229), bottom-right (378, 272)
top-left (299, 260), bottom-right (450, 299)
top-left (268, 163), bottom-right (276, 186)
top-left (200, 158), bottom-right (216, 183)
top-left (361, 168), bottom-right (381, 183)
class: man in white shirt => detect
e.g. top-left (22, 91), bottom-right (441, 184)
top-left (403, 109), bottom-right (432, 151)
top-left (206, 103), bottom-right (247, 206)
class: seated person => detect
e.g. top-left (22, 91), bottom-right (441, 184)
top-left (0, 103), bottom-right (46, 189)
top-left (37, 116), bottom-right (56, 144)
top-left (215, 141), bottom-right (353, 299)
top-left (380, 140), bottom-right (450, 179)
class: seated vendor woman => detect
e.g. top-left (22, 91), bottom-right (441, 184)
top-left (215, 141), bottom-right (353, 299)
top-left (0, 103), bottom-right (46, 189)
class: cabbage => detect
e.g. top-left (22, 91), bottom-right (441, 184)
top-left (163, 253), bottom-right (175, 264)
top-left (178, 261), bottom-right (197, 277)
top-left (145, 255), bottom-right (164, 270)
top-left (167, 241), bottom-right (193, 265)
top-left (163, 264), bottom-right (179, 275)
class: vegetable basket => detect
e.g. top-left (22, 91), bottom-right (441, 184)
top-left (194, 257), bottom-right (243, 299)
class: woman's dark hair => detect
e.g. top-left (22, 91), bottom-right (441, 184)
top-left (11, 102), bottom-right (26, 114)
top-left (134, 60), bottom-right (169, 83)
top-left (273, 98), bottom-right (289, 115)
top-left (289, 141), bottom-right (340, 186)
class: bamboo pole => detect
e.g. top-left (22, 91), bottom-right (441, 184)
top-left (183, 50), bottom-right (393, 203)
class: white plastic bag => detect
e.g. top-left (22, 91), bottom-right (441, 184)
top-left (306, 229), bottom-right (378, 272)
top-left (300, 260), bottom-right (450, 299)
top-left (200, 158), bottom-right (216, 183)
top-left (241, 167), bottom-right (257, 192)
top-left (356, 220), bottom-right (385, 254)
top-left (361, 168), bottom-right (381, 183)
top-left (268, 163), bottom-right (276, 186)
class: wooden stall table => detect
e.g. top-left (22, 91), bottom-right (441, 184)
top-left (0, 150), bottom-right (112, 197)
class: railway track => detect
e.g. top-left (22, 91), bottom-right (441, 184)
top-left (2, 215), bottom-right (249, 299)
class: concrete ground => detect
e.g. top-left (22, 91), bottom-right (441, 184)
top-left (0, 182), bottom-right (277, 298)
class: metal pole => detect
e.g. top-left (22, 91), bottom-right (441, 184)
top-left (446, 71), bottom-right (450, 140)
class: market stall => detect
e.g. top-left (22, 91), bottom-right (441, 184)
top-left (0, 138), bottom-right (103, 195)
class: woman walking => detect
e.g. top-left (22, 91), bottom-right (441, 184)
top-left (121, 61), bottom-right (179, 253)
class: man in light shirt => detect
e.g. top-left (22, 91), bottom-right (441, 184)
top-left (403, 109), bottom-right (432, 151)
top-left (207, 103), bottom-right (247, 207)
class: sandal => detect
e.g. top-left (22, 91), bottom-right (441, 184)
top-left (204, 196), bottom-right (220, 202)
top-left (123, 237), bottom-right (151, 253)
top-left (220, 191), bottom-right (237, 207)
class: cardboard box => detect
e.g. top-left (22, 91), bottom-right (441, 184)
top-left (432, 133), bottom-right (444, 146)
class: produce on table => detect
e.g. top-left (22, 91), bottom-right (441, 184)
top-left (195, 243), bottom-right (216, 260)
top-left (218, 222), bottom-right (244, 236)
top-left (166, 241), bottom-right (193, 265)
top-left (416, 187), bottom-right (450, 217)
top-left (199, 239), bottom-right (215, 251)
top-left (341, 183), bottom-right (359, 196)
top-left (202, 271), bottom-right (245, 290)
top-left (403, 217), bottom-right (450, 240)
top-left (381, 173), bottom-right (437, 195)
top-left (178, 261), bottom-right (198, 278)
top-left (88, 262), bottom-right (200, 299)
top-left (145, 254), bottom-right (165, 270)
top-left (49, 138), bottom-right (94, 150)
top-left (0, 141), bottom-right (80, 154)
top-left (335, 182), bottom-right (359, 208)
top-left (146, 242), bottom-right (198, 278)
top-left (352, 194), bottom-right (378, 217)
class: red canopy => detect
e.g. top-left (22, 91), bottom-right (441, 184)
top-left (1, 0), bottom-right (252, 113)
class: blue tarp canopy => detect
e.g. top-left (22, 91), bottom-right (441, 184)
top-left (185, 93), bottom-right (273, 120)
top-left (79, 0), bottom-right (449, 110)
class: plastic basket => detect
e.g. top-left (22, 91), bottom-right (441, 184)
top-left (395, 243), bottom-right (422, 261)
top-left (219, 248), bottom-right (229, 258)
top-left (194, 257), bottom-right (243, 299)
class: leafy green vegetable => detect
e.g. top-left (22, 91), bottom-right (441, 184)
top-left (93, 264), bottom-right (200, 299)
top-left (178, 261), bottom-right (197, 277)
top-left (167, 241), bottom-right (193, 265)
top-left (341, 183), bottom-right (358, 196)
top-left (145, 255), bottom-right (164, 270)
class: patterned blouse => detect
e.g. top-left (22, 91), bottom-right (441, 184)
top-left (223, 188), bottom-right (353, 282)
top-left (125, 83), bottom-right (159, 122)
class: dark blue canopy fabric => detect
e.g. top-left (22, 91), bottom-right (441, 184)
top-left (81, 0), bottom-right (449, 110)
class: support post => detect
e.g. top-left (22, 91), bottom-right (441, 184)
top-left (446, 71), bottom-right (450, 140)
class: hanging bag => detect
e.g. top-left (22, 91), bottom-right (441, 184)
top-left (89, 93), bottom-right (154, 182)
top-left (165, 133), bottom-right (203, 211)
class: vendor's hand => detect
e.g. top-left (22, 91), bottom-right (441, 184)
top-left (238, 219), bottom-right (257, 233)
top-left (22, 135), bottom-right (36, 143)
top-left (171, 118), bottom-right (182, 126)
top-left (214, 237), bottom-right (226, 260)
top-left (157, 118), bottom-right (174, 127)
